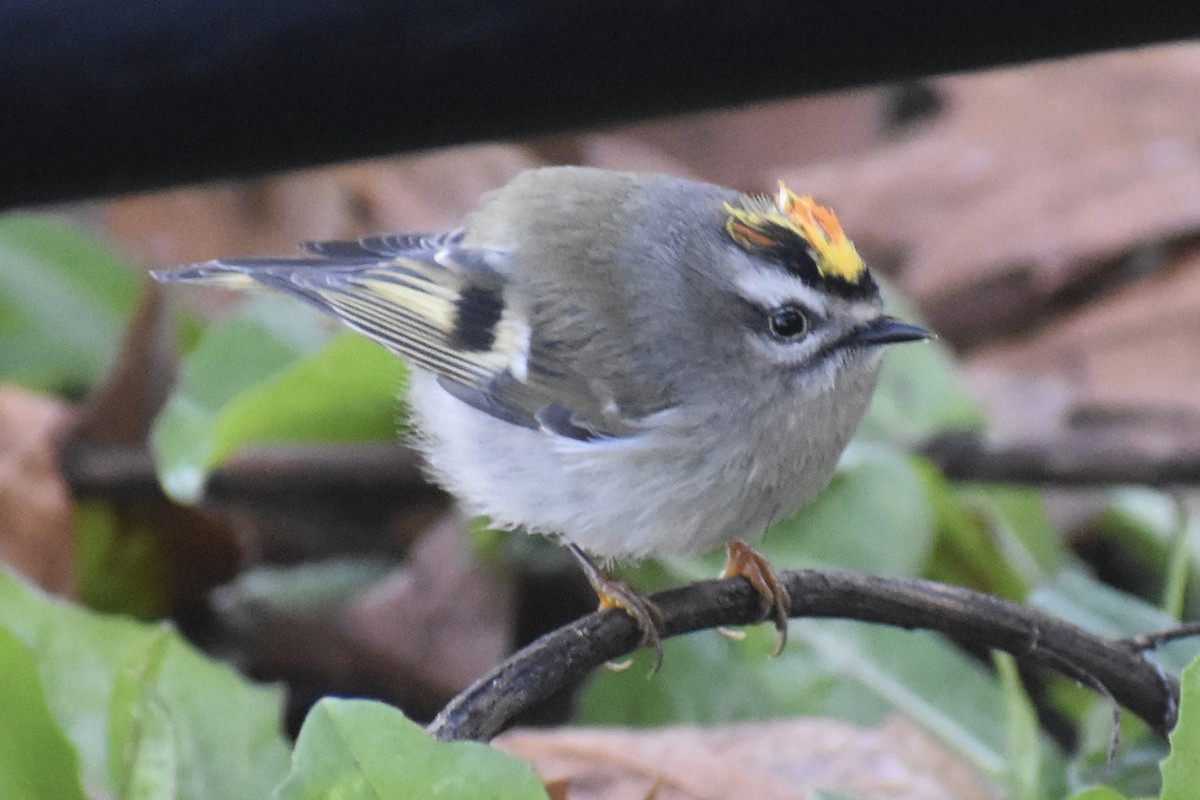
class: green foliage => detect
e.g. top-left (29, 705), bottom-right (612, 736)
top-left (0, 568), bottom-right (291, 799)
top-left (765, 442), bottom-right (936, 574)
top-left (0, 624), bottom-right (88, 800)
top-left (923, 472), bottom-right (1060, 600)
top-left (275, 698), bottom-right (548, 800)
top-left (1160, 657), bottom-right (1200, 800)
top-left (151, 296), bottom-right (405, 502)
top-left (74, 499), bottom-right (174, 618)
top-left (11, 216), bottom-right (1200, 799)
top-left (1087, 489), bottom-right (1200, 619)
top-left (0, 568), bottom-right (548, 800)
top-left (0, 215), bottom-right (142, 394)
top-left (858, 329), bottom-right (986, 442)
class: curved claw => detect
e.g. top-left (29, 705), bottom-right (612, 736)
top-left (720, 540), bottom-right (792, 655)
top-left (566, 543), bottom-right (665, 674)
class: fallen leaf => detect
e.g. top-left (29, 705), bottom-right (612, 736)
top-left (0, 386), bottom-right (75, 593)
top-left (344, 514), bottom-right (516, 701)
top-left (495, 717), bottom-right (995, 800)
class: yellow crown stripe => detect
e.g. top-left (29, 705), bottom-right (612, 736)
top-left (725, 183), bottom-right (867, 285)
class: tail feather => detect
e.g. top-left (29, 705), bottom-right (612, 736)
top-left (152, 249), bottom-right (524, 389)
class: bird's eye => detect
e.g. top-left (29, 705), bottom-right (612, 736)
top-left (768, 305), bottom-right (810, 339)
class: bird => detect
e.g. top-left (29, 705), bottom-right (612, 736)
top-left (154, 166), bottom-right (932, 667)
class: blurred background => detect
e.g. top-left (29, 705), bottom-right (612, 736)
top-left (4, 37), bottom-right (1200, 799)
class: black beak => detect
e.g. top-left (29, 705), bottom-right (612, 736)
top-left (850, 316), bottom-right (934, 347)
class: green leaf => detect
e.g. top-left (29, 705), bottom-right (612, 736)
top-left (109, 630), bottom-right (178, 800)
top-left (216, 558), bottom-right (396, 619)
top-left (797, 623), bottom-right (1009, 777)
top-left (922, 470), bottom-right (1062, 601)
top-left (274, 698), bottom-right (548, 800)
top-left (152, 297), bottom-right (405, 502)
top-left (996, 652), bottom-right (1054, 800)
top-left (812, 791), bottom-right (872, 800)
top-left (1160, 656), bottom-right (1200, 800)
top-left (1031, 571), bottom-right (1200, 673)
top-left (1066, 788), bottom-right (1130, 800)
top-left (579, 629), bottom-right (834, 727)
top-left (761, 443), bottom-right (936, 575)
top-left (1067, 727), bottom-right (1165, 800)
top-left (1086, 489), bottom-right (1200, 619)
top-left (0, 623), bottom-right (88, 800)
top-left (858, 291), bottom-right (984, 443)
top-left (0, 215), bottom-right (141, 393)
top-left (0, 568), bottom-right (290, 799)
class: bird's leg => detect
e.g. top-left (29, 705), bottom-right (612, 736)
top-left (719, 540), bottom-right (792, 655)
top-left (565, 542), bottom-right (664, 672)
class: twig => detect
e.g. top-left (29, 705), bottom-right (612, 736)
top-left (427, 570), bottom-right (1181, 742)
top-left (59, 436), bottom-right (1200, 506)
top-left (1126, 622), bottom-right (1200, 652)
top-left (922, 431), bottom-right (1200, 486)
top-left (60, 441), bottom-right (445, 505)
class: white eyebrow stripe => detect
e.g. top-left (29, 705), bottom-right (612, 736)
top-left (735, 267), bottom-right (829, 311)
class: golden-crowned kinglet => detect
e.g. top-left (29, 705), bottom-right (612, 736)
top-left (155, 166), bottom-right (931, 663)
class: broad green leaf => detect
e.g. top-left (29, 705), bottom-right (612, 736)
top-left (274, 698), bottom-right (548, 800)
top-left (1067, 728), bottom-right (1165, 800)
top-left (962, 484), bottom-right (1063, 584)
top-left (1031, 571), bottom-right (1200, 674)
top-left (0, 568), bottom-right (289, 799)
top-left (1160, 656), bottom-right (1200, 800)
top-left (858, 291), bottom-right (984, 443)
top-left (579, 629), bottom-right (844, 727)
top-left (152, 297), bottom-right (405, 502)
top-left (1067, 788), bottom-right (1130, 800)
top-left (922, 469), bottom-right (1061, 601)
top-left (108, 630), bottom-right (178, 800)
top-left (0, 623), bottom-right (88, 800)
top-left (761, 443), bottom-right (936, 576)
top-left (996, 652), bottom-right (1059, 800)
top-left (216, 558), bottom-right (395, 619)
top-left (0, 215), bottom-right (141, 393)
top-left (1086, 489), bottom-right (1200, 619)
top-left (798, 623), bottom-right (1008, 777)
top-left (921, 464), bottom-right (1031, 600)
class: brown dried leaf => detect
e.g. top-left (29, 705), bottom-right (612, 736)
top-left (566, 91), bottom-right (890, 192)
top-left (72, 278), bottom-right (175, 444)
top-left (495, 718), bottom-right (995, 800)
top-left (64, 284), bottom-right (241, 613)
top-left (972, 245), bottom-right (1200, 422)
top-left (778, 43), bottom-right (1200, 347)
top-left (343, 515), bottom-right (516, 700)
top-left (102, 144), bottom-right (538, 276)
top-left (0, 387), bottom-right (76, 593)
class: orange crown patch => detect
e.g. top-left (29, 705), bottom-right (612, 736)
top-left (725, 182), bottom-right (868, 285)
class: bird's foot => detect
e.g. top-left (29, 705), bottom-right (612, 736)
top-left (719, 540), bottom-right (792, 655)
top-left (566, 543), bottom-right (665, 673)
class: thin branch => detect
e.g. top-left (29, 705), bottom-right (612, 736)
top-left (921, 431), bottom-right (1200, 486)
top-left (59, 436), bottom-right (1200, 508)
top-left (427, 570), bottom-right (1181, 742)
top-left (1126, 622), bottom-right (1200, 652)
top-left (60, 441), bottom-right (445, 505)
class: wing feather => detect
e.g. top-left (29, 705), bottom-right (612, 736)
top-left (156, 231), bottom-right (647, 439)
